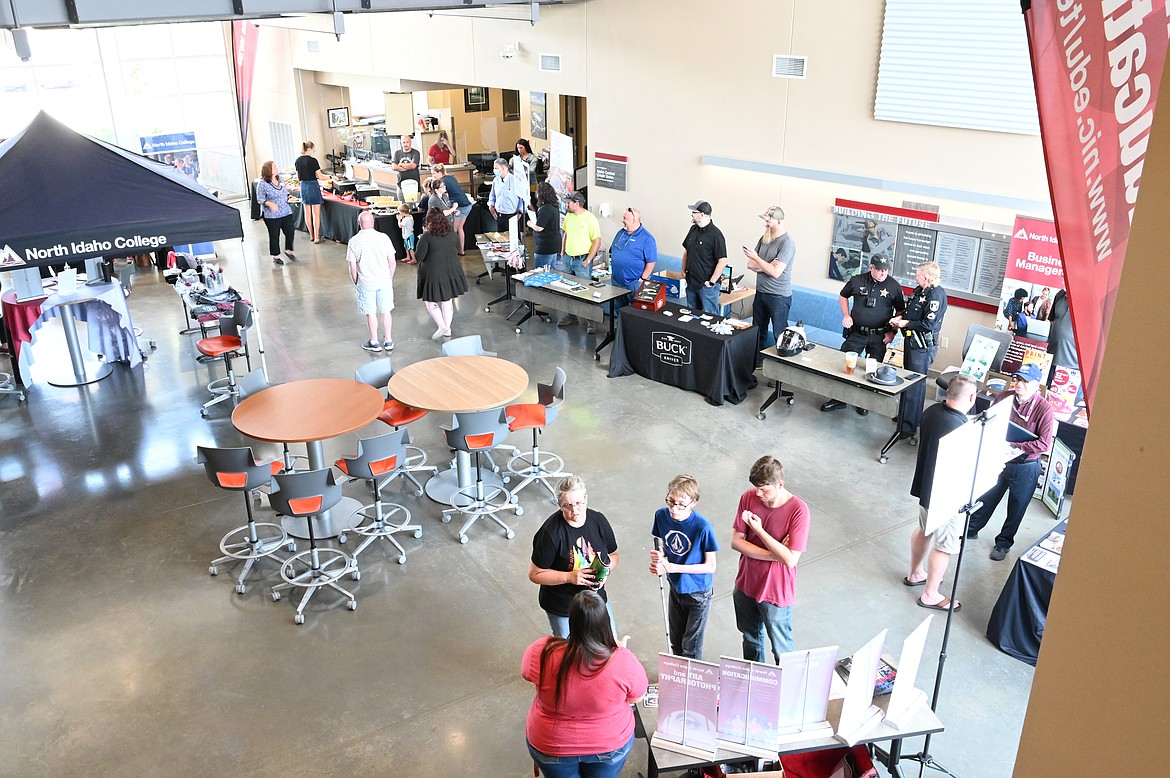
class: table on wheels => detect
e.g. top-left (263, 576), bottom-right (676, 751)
top-left (232, 378), bottom-right (384, 538)
top-left (387, 356), bottom-right (529, 504)
top-left (607, 301), bottom-right (757, 406)
top-left (634, 690), bottom-right (943, 778)
top-left (507, 270), bottom-right (630, 361)
top-left (758, 345), bottom-right (925, 463)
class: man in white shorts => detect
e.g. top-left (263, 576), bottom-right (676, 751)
top-left (904, 375), bottom-right (977, 612)
top-left (347, 210), bottom-right (396, 352)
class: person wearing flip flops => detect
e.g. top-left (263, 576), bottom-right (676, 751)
top-left (905, 375), bottom-right (977, 612)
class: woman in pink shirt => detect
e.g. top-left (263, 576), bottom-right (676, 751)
top-left (521, 590), bottom-right (649, 777)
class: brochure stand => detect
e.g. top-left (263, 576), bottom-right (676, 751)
top-left (774, 647), bottom-right (837, 744)
top-left (883, 616), bottom-right (933, 730)
top-left (835, 630), bottom-right (886, 746)
top-left (652, 654), bottom-right (720, 760)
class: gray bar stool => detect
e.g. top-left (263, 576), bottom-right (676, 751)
top-left (268, 468), bottom-right (357, 624)
top-left (441, 408), bottom-right (523, 544)
top-left (505, 367), bottom-right (570, 504)
top-left (334, 429), bottom-right (423, 567)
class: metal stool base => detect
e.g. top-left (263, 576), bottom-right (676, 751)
top-left (346, 501), bottom-right (421, 566)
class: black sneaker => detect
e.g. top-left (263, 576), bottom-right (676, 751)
top-left (362, 340), bottom-right (382, 353)
top-left (989, 546), bottom-right (1008, 561)
top-left (820, 399), bottom-right (846, 412)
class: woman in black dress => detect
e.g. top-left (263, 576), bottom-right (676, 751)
top-left (416, 207), bottom-right (467, 340)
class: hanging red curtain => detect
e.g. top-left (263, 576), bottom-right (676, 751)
top-left (232, 20), bottom-right (259, 148)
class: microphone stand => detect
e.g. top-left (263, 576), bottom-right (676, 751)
top-left (875, 409), bottom-right (994, 778)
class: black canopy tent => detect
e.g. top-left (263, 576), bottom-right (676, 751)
top-left (0, 111), bottom-right (243, 270)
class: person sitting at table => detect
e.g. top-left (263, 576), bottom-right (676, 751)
top-left (904, 375), bottom-right (977, 612)
top-left (890, 260), bottom-right (948, 439)
top-left (607, 207), bottom-right (657, 311)
top-left (820, 254), bottom-right (905, 415)
top-left (521, 590), bottom-right (647, 778)
top-left (430, 163), bottom-right (473, 255)
top-left (528, 475), bottom-right (621, 639)
top-left (415, 207), bottom-right (467, 340)
top-left (256, 160), bottom-right (295, 266)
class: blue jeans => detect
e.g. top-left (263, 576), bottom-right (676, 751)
top-left (752, 292), bottom-right (792, 366)
top-left (967, 458), bottom-right (1042, 551)
top-left (668, 587), bottom-right (713, 660)
top-left (527, 733), bottom-right (635, 778)
top-left (733, 587), bottom-right (793, 663)
top-left (610, 278), bottom-right (639, 313)
top-left (534, 252), bottom-right (559, 270)
top-left (558, 254), bottom-right (592, 279)
top-left (686, 281), bottom-right (722, 314)
top-left (546, 603), bottom-right (617, 639)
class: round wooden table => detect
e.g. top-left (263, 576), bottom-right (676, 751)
top-left (232, 378), bottom-right (384, 538)
top-left (388, 356), bottom-right (530, 503)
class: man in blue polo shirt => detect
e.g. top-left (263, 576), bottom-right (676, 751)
top-left (608, 207), bottom-right (657, 309)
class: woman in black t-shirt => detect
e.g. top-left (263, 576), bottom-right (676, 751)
top-left (528, 181), bottom-right (562, 270)
top-left (294, 141), bottom-right (328, 243)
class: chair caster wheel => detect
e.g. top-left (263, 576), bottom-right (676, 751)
top-left (879, 456), bottom-right (889, 464)
top-left (459, 535), bottom-right (469, 544)
top-left (515, 506), bottom-right (524, 516)
top-left (506, 530), bottom-right (516, 540)
top-left (348, 600), bottom-right (357, 611)
top-left (442, 516), bottom-right (451, 524)
top-left (515, 327), bottom-right (522, 334)
top-left (511, 495), bottom-right (519, 504)
top-left (414, 489), bottom-right (423, 497)
top-left (397, 555), bottom-right (407, 564)
top-left (413, 530), bottom-right (423, 538)
top-left (272, 591), bottom-right (281, 602)
top-left (200, 410), bottom-right (209, 418)
top-left (351, 569), bottom-right (361, 581)
top-left (287, 541), bottom-right (297, 552)
top-left (484, 306), bottom-right (491, 313)
top-left (909, 437), bottom-right (918, 447)
top-left (787, 397), bottom-right (795, 406)
top-left (758, 413), bottom-right (766, 421)
top-left (235, 583), bottom-right (246, 595)
top-left (294, 613), bottom-right (305, 625)
top-left (209, 565), bottom-right (218, 576)
top-left (338, 534), bottom-right (347, 544)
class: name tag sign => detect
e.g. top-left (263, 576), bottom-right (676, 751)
top-left (653, 332), bottom-right (692, 366)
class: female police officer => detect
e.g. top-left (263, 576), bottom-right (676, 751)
top-left (891, 261), bottom-right (948, 438)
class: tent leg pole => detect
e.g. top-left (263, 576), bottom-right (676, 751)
top-left (237, 237), bottom-right (268, 381)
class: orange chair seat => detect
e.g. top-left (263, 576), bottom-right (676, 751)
top-left (377, 399), bottom-right (427, 427)
top-left (506, 403), bottom-right (547, 432)
top-left (197, 335), bottom-right (242, 358)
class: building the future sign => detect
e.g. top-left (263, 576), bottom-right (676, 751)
top-left (1024, 0), bottom-right (1170, 411)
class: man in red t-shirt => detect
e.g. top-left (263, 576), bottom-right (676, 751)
top-left (731, 456), bottom-right (811, 663)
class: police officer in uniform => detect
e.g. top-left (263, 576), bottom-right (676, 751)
top-left (821, 254), bottom-right (905, 415)
top-left (891, 261), bottom-right (948, 437)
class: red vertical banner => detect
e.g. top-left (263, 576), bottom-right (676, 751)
top-left (1023, 0), bottom-right (1169, 411)
top-left (232, 21), bottom-right (259, 148)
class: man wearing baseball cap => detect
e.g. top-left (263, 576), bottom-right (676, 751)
top-left (966, 362), bottom-right (1056, 561)
top-left (821, 253), bottom-right (905, 414)
top-left (681, 200), bottom-right (728, 314)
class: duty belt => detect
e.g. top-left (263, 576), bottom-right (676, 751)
top-left (852, 326), bottom-right (885, 335)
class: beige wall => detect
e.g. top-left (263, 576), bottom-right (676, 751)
top-left (257, 0), bottom-right (1052, 361)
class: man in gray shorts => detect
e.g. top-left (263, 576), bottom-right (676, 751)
top-left (346, 210), bottom-right (396, 352)
top-left (905, 375), bottom-right (977, 612)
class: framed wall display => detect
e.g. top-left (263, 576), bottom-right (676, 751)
top-left (464, 87), bottom-right (489, 112)
top-left (530, 92), bottom-right (547, 139)
top-left (327, 107), bottom-right (350, 128)
top-left (502, 89), bottom-right (520, 121)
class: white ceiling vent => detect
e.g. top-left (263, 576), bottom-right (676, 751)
top-left (772, 54), bottom-right (807, 79)
top-left (307, 40), bottom-right (320, 53)
top-left (539, 53), bottom-right (562, 73)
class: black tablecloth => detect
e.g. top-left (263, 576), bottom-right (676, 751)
top-left (292, 196), bottom-right (423, 259)
top-left (986, 519), bottom-right (1066, 666)
top-left (608, 302), bottom-right (757, 406)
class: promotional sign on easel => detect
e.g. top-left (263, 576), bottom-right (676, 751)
top-left (653, 654), bottom-right (720, 760)
top-left (883, 616), bottom-right (933, 730)
top-left (835, 630), bottom-right (887, 746)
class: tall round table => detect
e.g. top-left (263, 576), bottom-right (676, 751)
top-left (232, 378), bottom-right (384, 538)
top-left (387, 356), bottom-right (529, 503)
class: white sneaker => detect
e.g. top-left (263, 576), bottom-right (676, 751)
top-left (362, 340), bottom-right (382, 353)
top-left (383, 340), bottom-right (395, 351)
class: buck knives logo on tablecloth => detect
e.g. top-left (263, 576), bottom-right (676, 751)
top-left (652, 332), bottom-right (692, 366)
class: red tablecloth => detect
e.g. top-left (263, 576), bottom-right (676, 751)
top-left (1, 290), bottom-right (45, 361)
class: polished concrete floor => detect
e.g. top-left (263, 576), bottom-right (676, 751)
top-left (0, 211), bottom-right (1055, 777)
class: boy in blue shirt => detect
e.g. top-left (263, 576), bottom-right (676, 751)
top-left (649, 475), bottom-right (720, 659)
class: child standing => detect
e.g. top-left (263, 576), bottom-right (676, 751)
top-left (397, 204), bottom-right (416, 264)
top-left (649, 474), bottom-right (720, 660)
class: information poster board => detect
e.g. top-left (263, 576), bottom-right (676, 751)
top-left (140, 132), bottom-right (201, 183)
top-left (1042, 436), bottom-right (1075, 515)
top-left (997, 216), bottom-right (1064, 333)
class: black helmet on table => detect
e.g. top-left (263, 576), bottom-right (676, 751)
top-left (777, 322), bottom-right (808, 357)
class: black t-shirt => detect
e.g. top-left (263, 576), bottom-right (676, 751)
top-left (839, 272), bottom-right (906, 328)
top-left (294, 154), bottom-right (321, 182)
top-left (530, 509), bottom-right (619, 616)
top-left (682, 222), bottom-right (727, 286)
top-left (534, 203), bottom-right (561, 254)
top-left (911, 403), bottom-right (968, 508)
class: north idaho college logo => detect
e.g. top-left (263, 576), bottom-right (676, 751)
top-left (0, 244), bottom-right (26, 268)
top-left (652, 332), bottom-right (692, 366)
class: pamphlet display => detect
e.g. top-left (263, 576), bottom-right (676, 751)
top-left (653, 654), bottom-right (720, 759)
top-left (956, 334), bottom-right (1001, 385)
top-left (836, 630), bottom-right (887, 746)
top-left (884, 616), bottom-right (933, 730)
